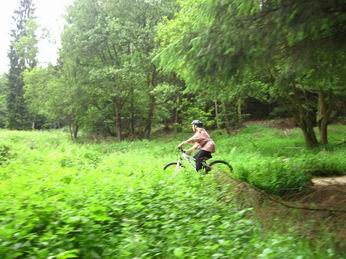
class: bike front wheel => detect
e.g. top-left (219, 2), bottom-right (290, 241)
top-left (208, 160), bottom-right (233, 174)
top-left (163, 162), bottom-right (183, 173)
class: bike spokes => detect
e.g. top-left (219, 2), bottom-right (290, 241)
top-left (209, 160), bottom-right (233, 174)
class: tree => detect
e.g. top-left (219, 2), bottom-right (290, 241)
top-left (156, 0), bottom-right (346, 148)
top-left (59, 0), bottom-right (177, 139)
top-left (7, 0), bottom-right (38, 129)
top-left (0, 75), bottom-right (8, 128)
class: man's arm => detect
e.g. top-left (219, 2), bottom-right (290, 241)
top-left (177, 135), bottom-right (197, 149)
top-left (186, 143), bottom-right (199, 155)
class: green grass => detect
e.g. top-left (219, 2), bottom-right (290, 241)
top-left (213, 124), bottom-right (346, 193)
top-left (0, 125), bottom-right (345, 258)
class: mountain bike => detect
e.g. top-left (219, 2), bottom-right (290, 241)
top-left (163, 148), bottom-right (233, 174)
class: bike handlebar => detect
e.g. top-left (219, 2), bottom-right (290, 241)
top-left (177, 147), bottom-right (186, 153)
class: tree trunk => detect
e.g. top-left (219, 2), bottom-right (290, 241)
top-left (144, 67), bottom-right (157, 139)
top-left (237, 97), bottom-right (242, 125)
top-left (130, 87), bottom-right (135, 139)
top-left (112, 97), bottom-right (122, 141)
top-left (214, 100), bottom-right (220, 129)
top-left (300, 123), bottom-right (318, 149)
top-left (73, 124), bottom-right (79, 139)
top-left (223, 102), bottom-right (231, 134)
top-left (319, 119), bottom-right (328, 145)
top-left (32, 121), bottom-right (35, 130)
top-left (317, 91), bottom-right (332, 145)
top-left (69, 122), bottom-right (79, 140)
top-left (144, 94), bottom-right (155, 139)
top-left (69, 124), bottom-right (73, 140)
top-left (290, 88), bottom-right (319, 149)
top-left (173, 95), bottom-right (180, 134)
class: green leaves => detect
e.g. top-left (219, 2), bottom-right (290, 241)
top-left (173, 247), bottom-right (184, 257)
top-left (0, 145), bottom-right (13, 166)
top-left (6, 0), bottom-right (37, 129)
top-left (14, 18), bottom-right (38, 69)
top-left (156, 0), bottom-right (346, 147)
top-left (0, 127), bottom-right (345, 257)
top-left (53, 0), bottom-right (179, 138)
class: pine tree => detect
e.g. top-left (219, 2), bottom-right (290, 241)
top-left (6, 0), bottom-right (37, 129)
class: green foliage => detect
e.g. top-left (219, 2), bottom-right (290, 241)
top-left (156, 0), bottom-right (346, 147)
top-left (17, 0), bottom-right (345, 144)
top-left (14, 18), bottom-right (38, 69)
top-left (0, 145), bottom-right (13, 165)
top-left (0, 75), bottom-right (8, 127)
top-left (23, 65), bottom-right (83, 130)
top-left (0, 125), bottom-right (345, 257)
top-left (215, 124), bottom-right (346, 193)
top-left (236, 158), bottom-right (311, 194)
top-left (53, 0), bottom-right (178, 139)
top-left (6, 0), bottom-right (37, 129)
top-left (181, 106), bottom-right (212, 130)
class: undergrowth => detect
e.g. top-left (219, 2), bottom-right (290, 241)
top-left (215, 124), bottom-right (346, 193)
top-left (0, 125), bottom-right (344, 258)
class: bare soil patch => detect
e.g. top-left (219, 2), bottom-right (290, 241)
top-left (312, 175), bottom-right (346, 186)
top-left (294, 176), bottom-right (346, 212)
top-left (243, 118), bottom-right (297, 129)
top-left (215, 173), bottom-right (346, 248)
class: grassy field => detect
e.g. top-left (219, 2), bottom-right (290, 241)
top-left (0, 124), bottom-right (345, 258)
top-left (216, 124), bottom-right (346, 193)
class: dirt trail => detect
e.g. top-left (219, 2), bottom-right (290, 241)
top-left (215, 173), bottom-right (346, 243)
top-left (297, 176), bottom-right (346, 207)
top-left (312, 175), bottom-right (346, 186)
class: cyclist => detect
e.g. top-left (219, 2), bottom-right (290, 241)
top-left (177, 120), bottom-right (216, 171)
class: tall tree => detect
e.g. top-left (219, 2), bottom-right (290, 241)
top-left (59, 0), bottom-right (177, 139)
top-left (0, 75), bottom-right (8, 128)
top-left (157, 0), bottom-right (346, 148)
top-left (6, 0), bottom-right (37, 129)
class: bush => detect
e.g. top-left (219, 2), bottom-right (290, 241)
top-left (0, 145), bottom-right (12, 165)
top-left (213, 124), bottom-right (346, 191)
top-left (0, 127), bottom-right (344, 257)
top-left (236, 158), bottom-right (311, 194)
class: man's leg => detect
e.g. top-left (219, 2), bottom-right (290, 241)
top-left (194, 150), bottom-right (212, 171)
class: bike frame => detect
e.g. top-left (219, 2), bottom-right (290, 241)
top-left (165, 149), bottom-right (232, 175)
top-left (178, 150), bottom-right (196, 170)
top-left (176, 148), bottom-right (212, 173)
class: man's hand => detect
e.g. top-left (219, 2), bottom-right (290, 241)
top-left (177, 141), bottom-right (185, 149)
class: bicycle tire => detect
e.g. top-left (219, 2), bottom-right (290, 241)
top-left (208, 160), bottom-right (233, 174)
top-left (163, 162), bottom-right (183, 171)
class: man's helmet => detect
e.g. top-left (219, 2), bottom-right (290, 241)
top-left (191, 120), bottom-right (203, 127)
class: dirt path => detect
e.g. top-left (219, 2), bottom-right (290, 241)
top-left (216, 173), bottom-right (346, 243)
top-left (296, 176), bottom-right (346, 211)
top-left (312, 175), bottom-right (346, 186)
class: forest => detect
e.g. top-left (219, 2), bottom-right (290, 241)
top-left (0, 0), bottom-right (344, 146)
top-left (0, 0), bottom-right (345, 258)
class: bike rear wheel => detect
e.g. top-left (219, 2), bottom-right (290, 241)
top-left (208, 160), bottom-right (233, 174)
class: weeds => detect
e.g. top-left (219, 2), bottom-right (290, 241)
top-left (0, 125), bottom-right (344, 257)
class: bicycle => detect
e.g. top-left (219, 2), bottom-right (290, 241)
top-left (163, 148), bottom-right (233, 174)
